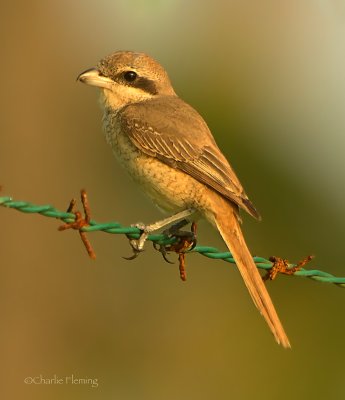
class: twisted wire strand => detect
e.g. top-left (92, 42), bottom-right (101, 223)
top-left (1, 195), bottom-right (344, 287)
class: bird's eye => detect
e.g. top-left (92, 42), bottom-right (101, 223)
top-left (123, 71), bottom-right (138, 82)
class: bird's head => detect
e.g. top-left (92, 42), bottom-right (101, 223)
top-left (77, 51), bottom-right (176, 110)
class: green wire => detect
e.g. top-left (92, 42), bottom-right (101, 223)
top-left (1, 195), bottom-right (344, 287)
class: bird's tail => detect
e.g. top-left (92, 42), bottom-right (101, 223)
top-left (211, 201), bottom-right (291, 348)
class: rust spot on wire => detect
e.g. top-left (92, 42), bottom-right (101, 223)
top-left (58, 189), bottom-right (96, 259)
top-left (263, 255), bottom-right (314, 281)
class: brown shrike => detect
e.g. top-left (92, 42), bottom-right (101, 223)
top-left (77, 51), bottom-right (290, 348)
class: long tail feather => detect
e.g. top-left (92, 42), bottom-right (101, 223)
top-left (213, 207), bottom-right (290, 348)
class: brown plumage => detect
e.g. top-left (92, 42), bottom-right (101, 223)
top-left (78, 51), bottom-right (291, 348)
top-left (118, 96), bottom-right (261, 220)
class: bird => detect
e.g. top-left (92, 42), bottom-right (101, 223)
top-left (77, 50), bottom-right (290, 348)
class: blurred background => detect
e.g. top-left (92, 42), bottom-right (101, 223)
top-left (1, 1), bottom-right (345, 399)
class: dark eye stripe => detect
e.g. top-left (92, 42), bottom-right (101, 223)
top-left (133, 77), bottom-right (158, 95)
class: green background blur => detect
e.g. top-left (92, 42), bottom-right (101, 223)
top-left (1, 1), bottom-right (345, 399)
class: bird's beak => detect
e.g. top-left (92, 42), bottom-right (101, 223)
top-left (77, 67), bottom-right (113, 90)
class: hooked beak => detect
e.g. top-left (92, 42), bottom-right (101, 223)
top-left (77, 67), bottom-right (113, 90)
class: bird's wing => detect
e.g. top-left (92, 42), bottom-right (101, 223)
top-left (118, 96), bottom-right (260, 219)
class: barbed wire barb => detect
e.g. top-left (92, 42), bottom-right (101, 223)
top-left (1, 192), bottom-right (344, 287)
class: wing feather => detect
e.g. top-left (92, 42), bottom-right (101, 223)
top-left (119, 97), bottom-right (260, 219)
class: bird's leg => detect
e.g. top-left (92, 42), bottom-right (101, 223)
top-left (124, 209), bottom-right (195, 258)
top-left (164, 218), bottom-right (190, 235)
top-left (163, 218), bottom-right (196, 242)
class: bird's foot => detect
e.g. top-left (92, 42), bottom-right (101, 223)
top-left (123, 214), bottom-right (197, 265)
top-left (152, 241), bottom-right (175, 264)
top-left (153, 222), bottom-right (197, 281)
top-left (123, 222), bottom-right (153, 260)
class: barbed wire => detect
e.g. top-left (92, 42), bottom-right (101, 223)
top-left (1, 193), bottom-right (344, 287)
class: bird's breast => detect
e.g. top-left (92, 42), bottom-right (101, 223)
top-left (101, 110), bottom-right (214, 215)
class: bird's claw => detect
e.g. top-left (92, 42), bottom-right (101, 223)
top-left (123, 222), bottom-right (151, 260)
top-left (123, 238), bottom-right (145, 260)
top-left (122, 249), bottom-right (141, 261)
top-left (130, 222), bottom-right (151, 251)
top-left (153, 222), bottom-right (198, 280)
top-left (153, 242), bottom-right (175, 264)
